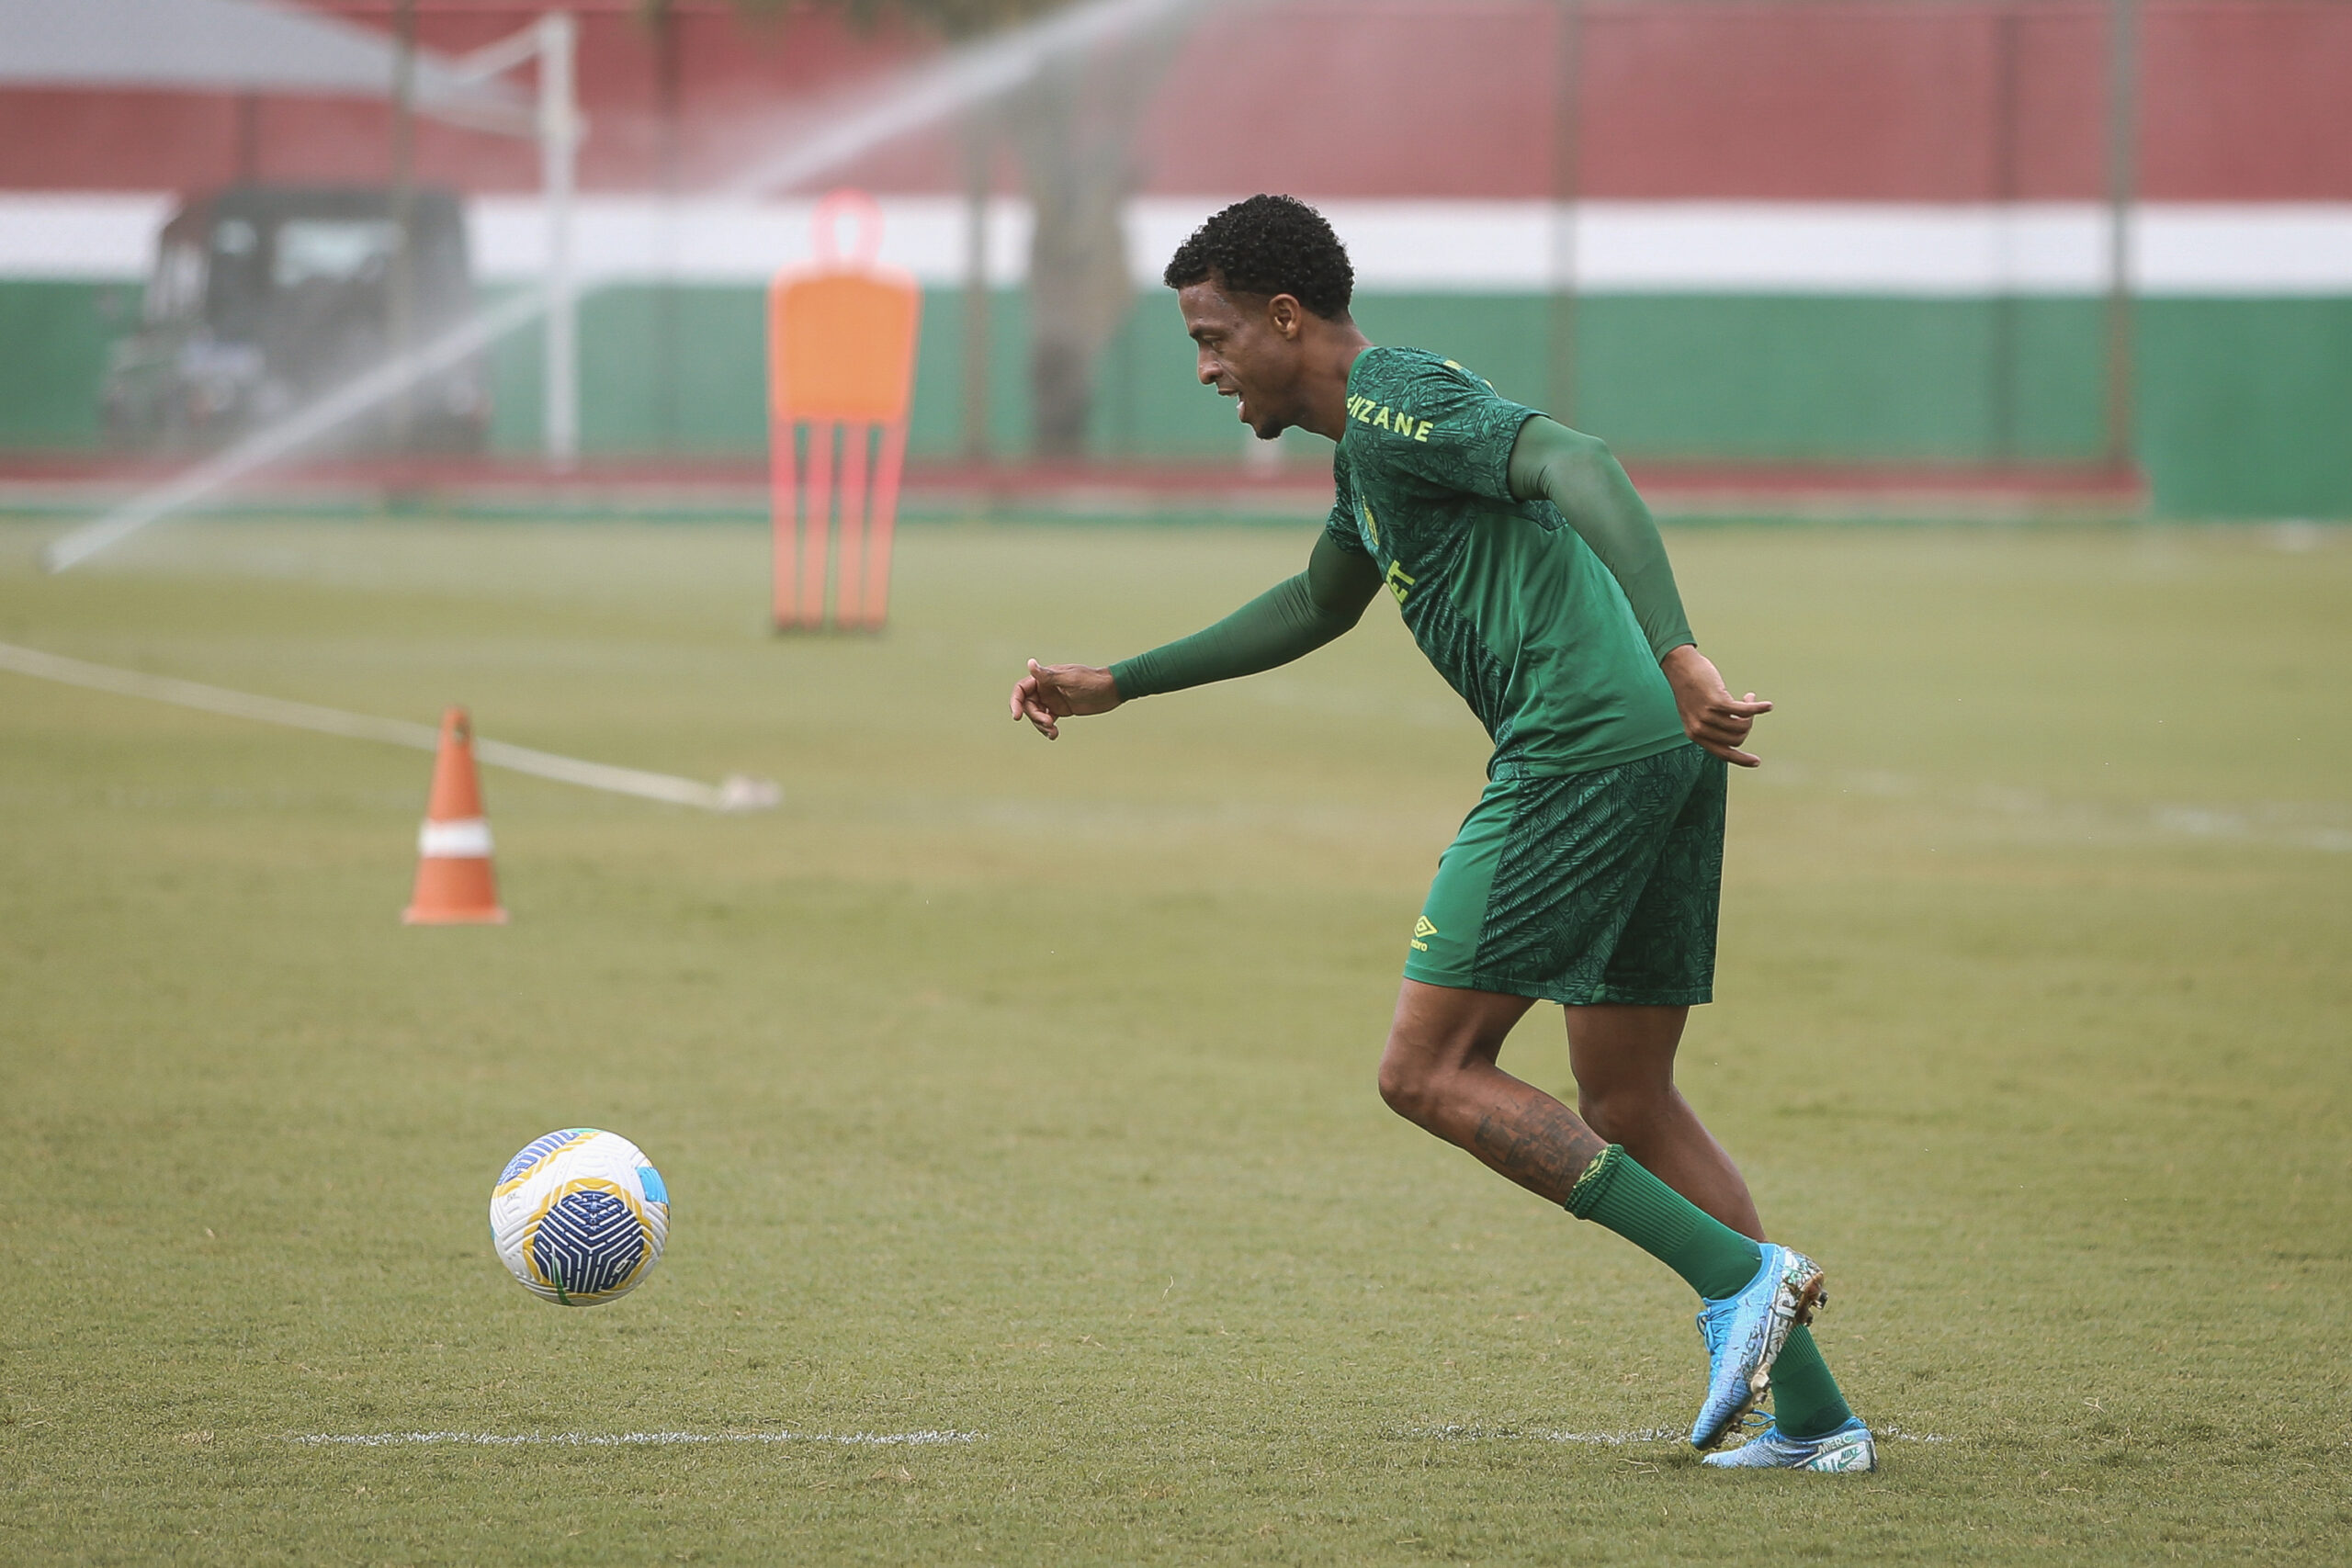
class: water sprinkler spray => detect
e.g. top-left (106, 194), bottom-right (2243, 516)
top-left (42, 0), bottom-right (1210, 575)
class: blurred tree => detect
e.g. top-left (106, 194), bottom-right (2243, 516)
top-left (1006, 36), bottom-right (1164, 458)
top-left (653, 0), bottom-right (1173, 458)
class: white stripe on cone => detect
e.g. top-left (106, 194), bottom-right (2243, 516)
top-left (418, 818), bottom-right (494, 858)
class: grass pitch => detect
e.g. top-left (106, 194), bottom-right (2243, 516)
top-left (1, 513), bottom-right (2347, 1564)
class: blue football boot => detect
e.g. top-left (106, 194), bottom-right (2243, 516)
top-left (1690, 1243), bottom-right (1826, 1450)
top-left (1702, 1416), bottom-right (1877, 1472)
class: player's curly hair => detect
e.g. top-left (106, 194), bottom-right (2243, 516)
top-left (1161, 195), bottom-right (1354, 321)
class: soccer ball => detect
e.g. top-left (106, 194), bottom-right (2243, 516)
top-left (490, 1129), bottom-right (670, 1305)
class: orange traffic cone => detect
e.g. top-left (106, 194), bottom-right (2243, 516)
top-left (402, 707), bottom-right (508, 925)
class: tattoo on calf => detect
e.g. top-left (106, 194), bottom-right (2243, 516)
top-left (1470, 1099), bottom-right (1609, 1205)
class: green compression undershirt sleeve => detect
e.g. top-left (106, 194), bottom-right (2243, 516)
top-left (1109, 531), bottom-right (1384, 700)
top-left (1506, 416), bottom-right (1696, 661)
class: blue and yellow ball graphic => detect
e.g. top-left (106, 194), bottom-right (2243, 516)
top-left (490, 1129), bottom-right (669, 1305)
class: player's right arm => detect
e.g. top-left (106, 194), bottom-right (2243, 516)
top-left (1011, 530), bottom-right (1382, 739)
top-left (1505, 416), bottom-right (1695, 661)
top-left (1505, 416), bottom-right (1772, 765)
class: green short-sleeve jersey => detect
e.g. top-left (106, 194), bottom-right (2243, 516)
top-left (1324, 346), bottom-right (1686, 778)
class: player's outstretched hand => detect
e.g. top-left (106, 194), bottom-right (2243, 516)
top-left (1010, 659), bottom-right (1122, 739)
top-left (1661, 646), bottom-right (1772, 767)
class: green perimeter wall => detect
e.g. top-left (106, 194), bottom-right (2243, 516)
top-left (7, 280), bottom-right (2349, 518)
top-left (0, 281), bottom-right (139, 448)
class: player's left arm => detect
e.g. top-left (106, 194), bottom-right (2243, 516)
top-left (1010, 531), bottom-right (1383, 739)
top-left (1507, 416), bottom-right (1772, 766)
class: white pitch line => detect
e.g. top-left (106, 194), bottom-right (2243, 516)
top-left (1409, 1425), bottom-right (1948, 1445)
top-left (291, 1429), bottom-right (983, 1447)
top-left (1408, 1425), bottom-right (1677, 1446)
top-left (1874, 1427), bottom-right (1951, 1444)
top-left (0, 639), bottom-right (777, 813)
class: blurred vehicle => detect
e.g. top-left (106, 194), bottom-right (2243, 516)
top-left (103, 184), bottom-right (489, 454)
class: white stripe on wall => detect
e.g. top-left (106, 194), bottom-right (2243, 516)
top-left (0, 193), bottom-right (175, 277)
top-left (1566, 203), bottom-right (2108, 295)
top-left (467, 195), bottom-right (1035, 287)
top-left (5, 193), bottom-right (2349, 296)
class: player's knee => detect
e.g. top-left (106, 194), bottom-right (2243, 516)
top-left (1376, 1055), bottom-right (1424, 1122)
top-left (1376, 1044), bottom-right (1442, 1125)
top-left (1577, 1081), bottom-right (1667, 1145)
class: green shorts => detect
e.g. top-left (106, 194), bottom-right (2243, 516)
top-left (1403, 743), bottom-right (1726, 1007)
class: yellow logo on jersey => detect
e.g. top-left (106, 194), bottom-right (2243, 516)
top-left (1441, 359), bottom-right (1497, 393)
top-left (1360, 500), bottom-right (1381, 552)
top-left (1409, 915), bottom-right (1438, 953)
top-left (1385, 559), bottom-right (1417, 605)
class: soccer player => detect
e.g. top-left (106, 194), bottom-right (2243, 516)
top-left (1008, 196), bottom-right (1873, 1472)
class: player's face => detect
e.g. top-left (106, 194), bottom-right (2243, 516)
top-left (1178, 281), bottom-right (1306, 440)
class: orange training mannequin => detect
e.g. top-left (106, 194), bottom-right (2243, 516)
top-left (766, 190), bottom-right (923, 630)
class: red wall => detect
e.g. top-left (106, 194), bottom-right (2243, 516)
top-left (0, 2), bottom-right (937, 195)
top-left (1142, 0), bottom-right (2352, 200)
top-left (4, 1), bottom-right (2347, 200)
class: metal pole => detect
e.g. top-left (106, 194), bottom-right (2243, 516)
top-left (389, 0), bottom-right (417, 450)
top-left (235, 94), bottom-right (261, 181)
top-left (654, 1), bottom-right (682, 454)
top-left (539, 11), bottom-right (580, 469)
top-left (960, 108), bottom-right (992, 465)
top-left (1989, 6), bottom-right (2020, 464)
top-left (1545, 0), bottom-right (1582, 426)
top-left (2103, 0), bottom-right (2139, 472)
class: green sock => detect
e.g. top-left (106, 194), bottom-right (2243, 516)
top-left (1765, 1326), bottom-right (1853, 1438)
top-left (1564, 1145), bottom-right (1762, 1300)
